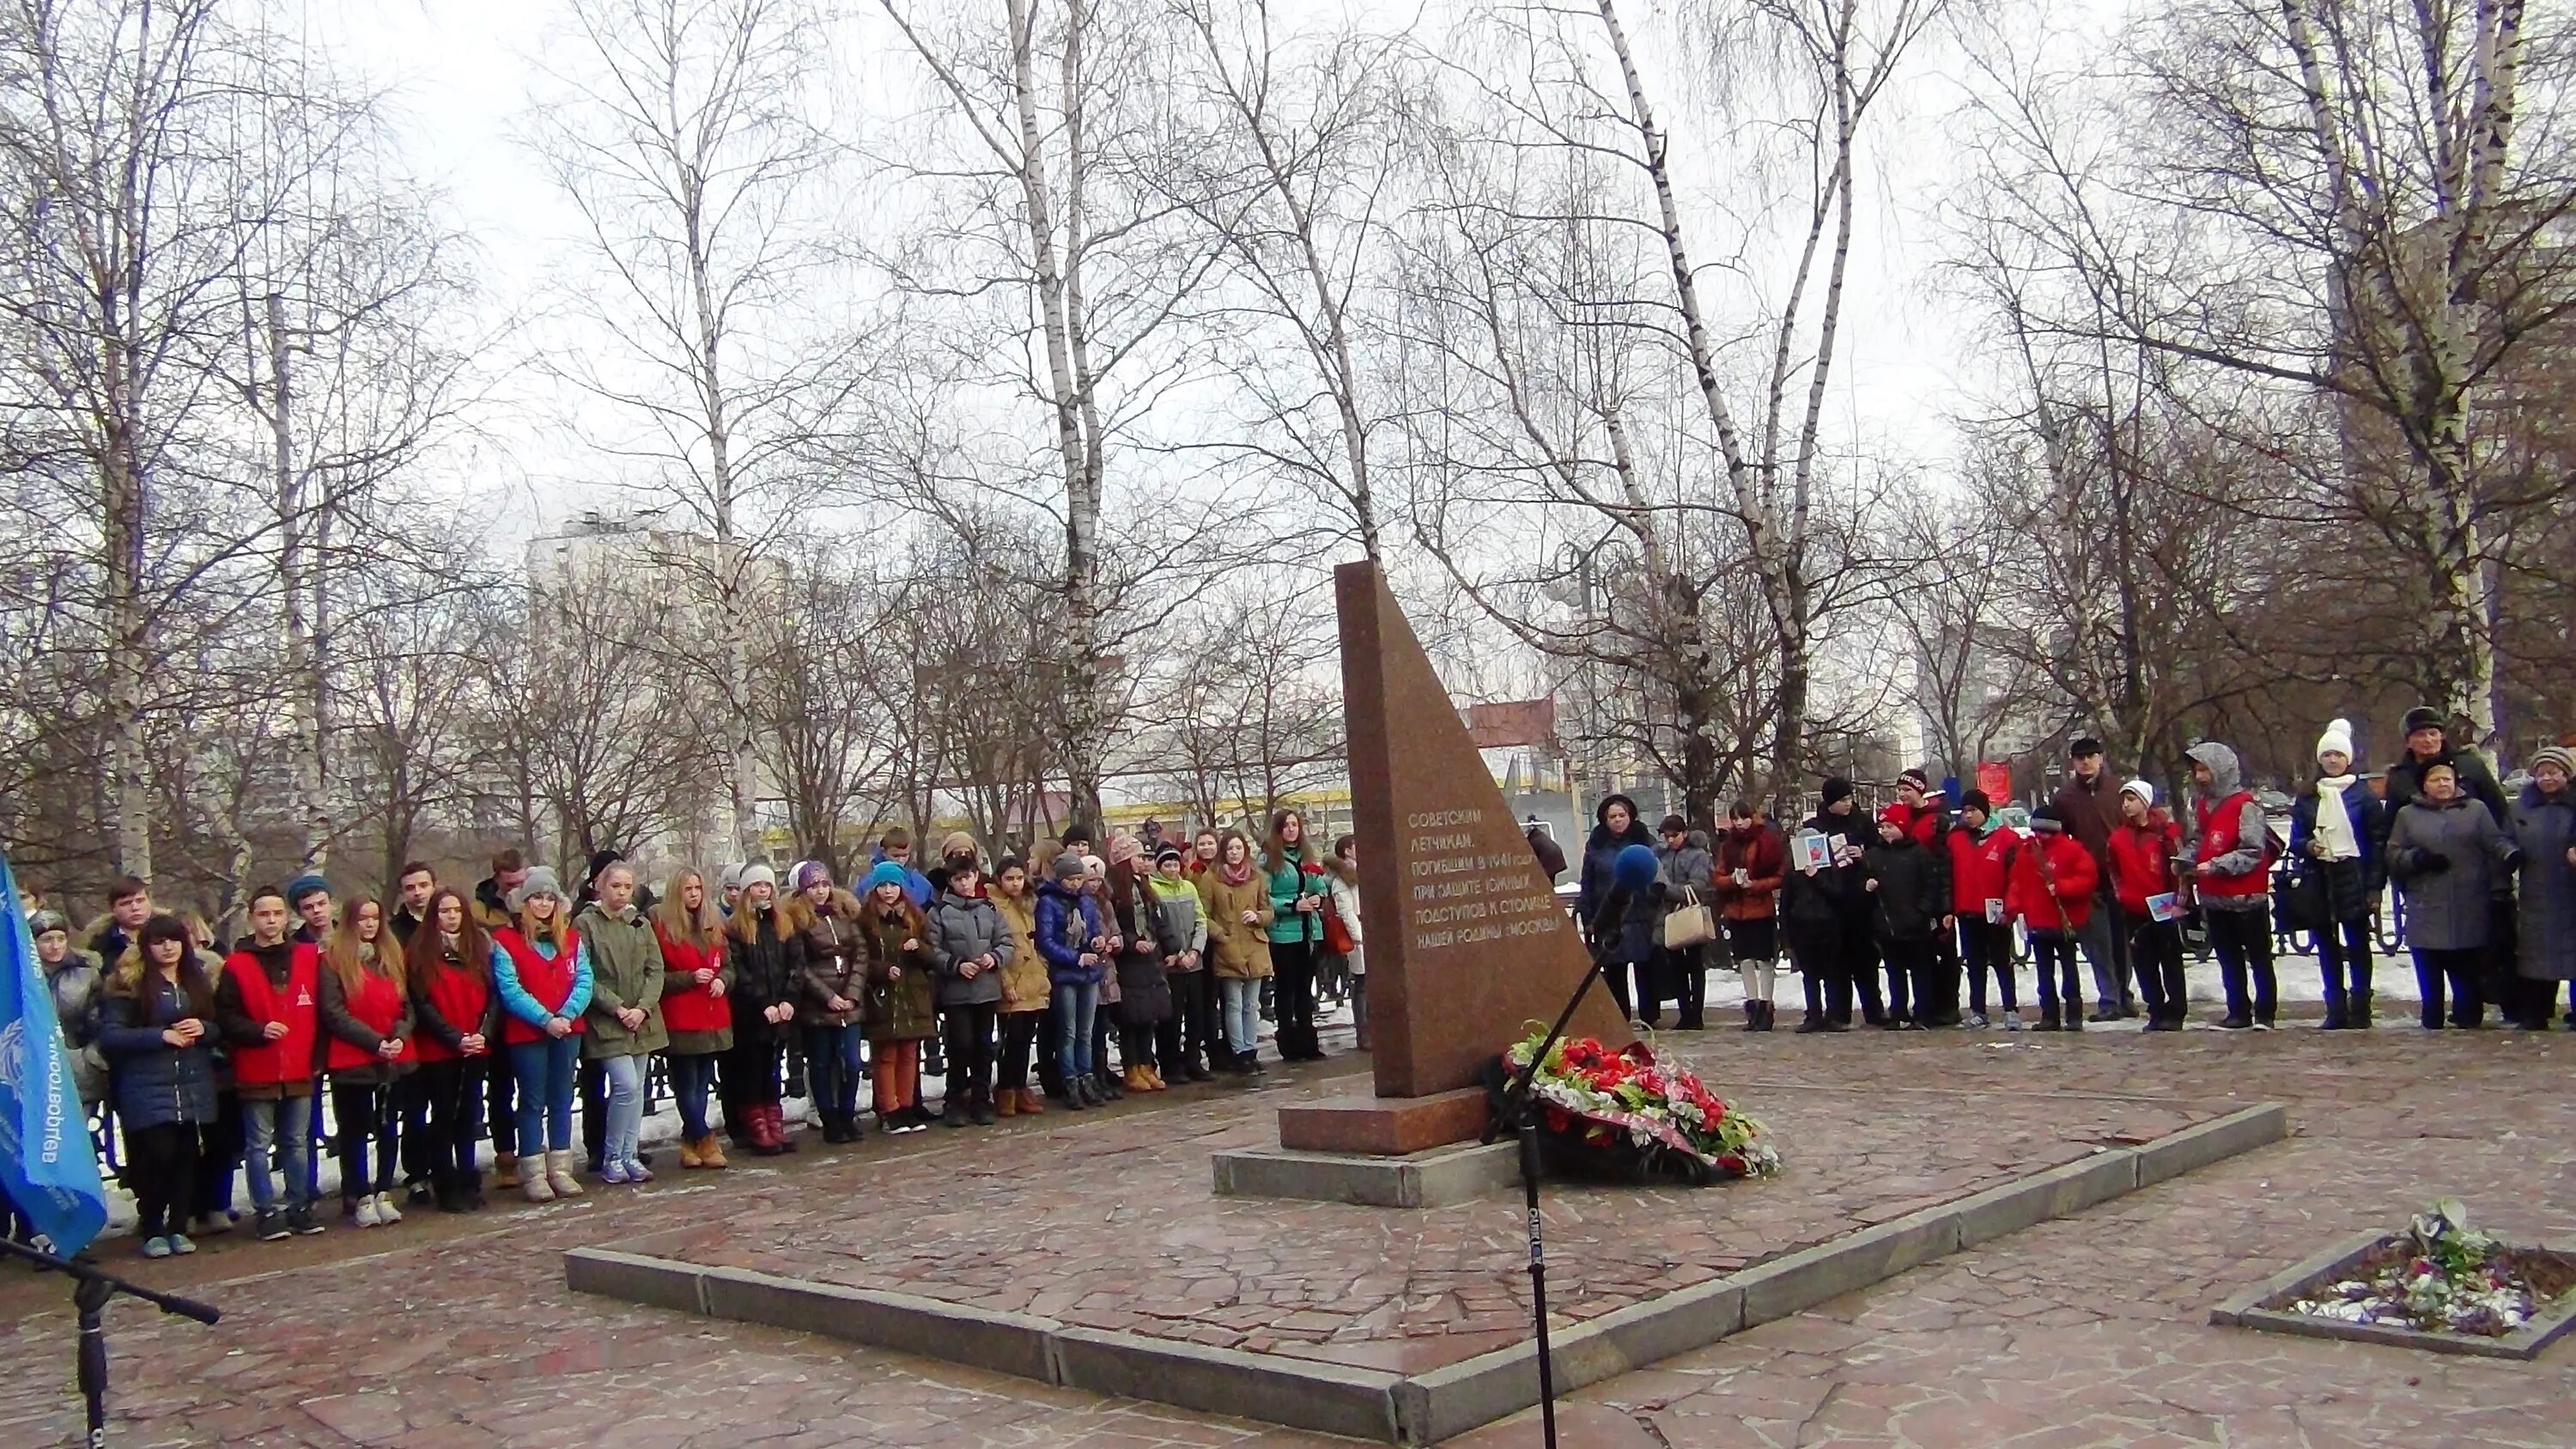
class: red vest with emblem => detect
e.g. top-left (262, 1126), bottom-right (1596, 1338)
top-left (325, 965), bottom-right (414, 1073)
top-left (654, 926), bottom-right (731, 1036)
top-left (227, 943), bottom-right (321, 1089)
top-left (411, 946), bottom-right (493, 1064)
top-left (2193, 793), bottom-right (2270, 900)
top-left (495, 927), bottom-right (585, 1046)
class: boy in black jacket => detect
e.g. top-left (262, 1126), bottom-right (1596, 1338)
top-left (1863, 805), bottom-right (1948, 1029)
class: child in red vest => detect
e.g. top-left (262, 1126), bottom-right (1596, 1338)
top-left (2008, 807), bottom-right (2099, 1031)
top-left (2186, 740), bottom-right (2278, 1029)
top-left (214, 887), bottom-right (326, 1240)
top-left (319, 899), bottom-right (414, 1227)
top-left (2107, 782), bottom-right (2189, 1030)
top-left (489, 868), bottom-right (591, 1202)
top-left (408, 888), bottom-right (499, 1210)
top-left (1946, 791), bottom-right (2020, 1029)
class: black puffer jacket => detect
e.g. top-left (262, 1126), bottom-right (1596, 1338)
top-left (722, 901), bottom-right (801, 1052)
top-left (1577, 795), bottom-right (1657, 937)
top-left (1862, 836), bottom-right (1947, 942)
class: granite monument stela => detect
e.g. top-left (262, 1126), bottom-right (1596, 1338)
top-left (1339, 560), bottom-right (1632, 1101)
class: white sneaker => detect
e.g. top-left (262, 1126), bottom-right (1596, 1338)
top-left (374, 1192), bottom-right (402, 1224)
top-left (1966, 1012), bottom-right (1990, 1029)
top-left (352, 1197), bottom-right (383, 1228)
top-left (2003, 1013), bottom-right (2024, 1032)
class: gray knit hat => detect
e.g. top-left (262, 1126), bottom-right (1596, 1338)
top-left (506, 866), bottom-right (562, 913)
top-left (736, 861), bottom-right (777, 892)
top-left (27, 909), bottom-right (70, 939)
top-left (2533, 746), bottom-right (2576, 780)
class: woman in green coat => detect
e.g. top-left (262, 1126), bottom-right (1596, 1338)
top-left (577, 863), bottom-right (665, 1184)
top-left (1263, 809), bottom-right (1334, 1062)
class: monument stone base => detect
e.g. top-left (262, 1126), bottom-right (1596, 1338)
top-left (1212, 1138), bottom-right (1521, 1209)
top-left (1277, 1087), bottom-right (1490, 1154)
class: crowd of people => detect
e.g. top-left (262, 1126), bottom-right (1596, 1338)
top-left (10, 814), bottom-right (1367, 1259)
top-left (1564, 709), bottom-right (2576, 1039)
top-left (13, 705), bottom-right (2573, 1262)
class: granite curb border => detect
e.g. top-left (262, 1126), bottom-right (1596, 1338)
top-left (1212, 1140), bottom-right (1522, 1208)
top-left (2210, 1224), bottom-right (2576, 1361)
top-left (568, 1101), bottom-right (2289, 1444)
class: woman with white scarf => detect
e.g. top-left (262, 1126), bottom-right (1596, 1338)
top-left (2289, 719), bottom-right (2386, 1029)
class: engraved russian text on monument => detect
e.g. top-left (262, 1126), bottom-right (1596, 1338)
top-left (1406, 807), bottom-right (1560, 953)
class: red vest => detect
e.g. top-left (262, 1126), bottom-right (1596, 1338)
top-left (228, 943), bottom-right (321, 1089)
top-left (495, 927), bottom-right (586, 1046)
top-left (1947, 828), bottom-right (2013, 915)
top-left (325, 966), bottom-right (413, 1073)
top-left (655, 926), bottom-right (731, 1037)
top-left (2106, 819), bottom-right (2181, 916)
top-left (411, 949), bottom-right (493, 1064)
top-left (2194, 793), bottom-right (2270, 899)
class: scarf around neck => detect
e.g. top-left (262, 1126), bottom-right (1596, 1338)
top-left (1220, 858), bottom-right (1255, 887)
top-left (2313, 776), bottom-right (2361, 861)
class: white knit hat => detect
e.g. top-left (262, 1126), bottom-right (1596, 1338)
top-left (2120, 779), bottom-right (2154, 809)
top-left (2316, 718), bottom-right (2355, 763)
top-left (736, 862), bottom-right (776, 892)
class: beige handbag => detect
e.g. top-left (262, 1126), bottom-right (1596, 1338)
top-left (1659, 887), bottom-right (1717, 949)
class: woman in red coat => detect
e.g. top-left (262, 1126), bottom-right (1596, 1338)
top-left (2007, 807), bottom-right (2097, 1032)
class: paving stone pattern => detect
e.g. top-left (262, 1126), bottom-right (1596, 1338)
top-left (2, 1025), bottom-right (2571, 1446)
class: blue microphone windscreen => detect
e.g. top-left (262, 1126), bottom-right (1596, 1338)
top-left (1613, 843), bottom-right (1660, 892)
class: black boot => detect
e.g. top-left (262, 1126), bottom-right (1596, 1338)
top-left (1742, 1003), bottom-right (1760, 1032)
top-left (2034, 1006), bottom-right (2063, 1032)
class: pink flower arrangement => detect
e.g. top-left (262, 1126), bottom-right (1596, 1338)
top-left (1502, 1030), bottom-right (1780, 1178)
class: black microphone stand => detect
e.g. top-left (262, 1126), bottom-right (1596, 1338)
top-left (1482, 890), bottom-right (1633, 1449)
top-left (0, 1235), bottom-right (221, 1447)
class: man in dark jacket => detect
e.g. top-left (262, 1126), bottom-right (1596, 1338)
top-left (1780, 778), bottom-right (1886, 1030)
top-left (1892, 770), bottom-right (1960, 1025)
top-left (389, 861), bottom-right (438, 949)
top-left (2381, 706), bottom-right (2511, 829)
top-left (2051, 738), bottom-right (2136, 1020)
top-left (86, 875), bottom-right (155, 965)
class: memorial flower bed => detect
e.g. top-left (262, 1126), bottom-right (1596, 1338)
top-left (2275, 1201), bottom-right (2576, 1337)
top-left (1489, 1030), bottom-right (1782, 1185)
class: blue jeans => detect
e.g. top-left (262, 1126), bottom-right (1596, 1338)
top-left (668, 1052), bottom-right (719, 1141)
top-left (508, 1035), bottom-right (581, 1154)
top-left (1053, 982), bottom-right (1098, 1078)
top-left (242, 1094), bottom-right (313, 1213)
top-left (1219, 977), bottom-right (1261, 1053)
top-left (600, 1053), bottom-right (648, 1166)
top-left (801, 1024), bottom-right (862, 1120)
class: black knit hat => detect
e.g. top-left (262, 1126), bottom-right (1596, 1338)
top-left (2030, 804), bottom-right (2065, 834)
top-left (1960, 788), bottom-right (1991, 813)
top-left (1820, 776), bottom-right (1854, 807)
top-left (1899, 768), bottom-right (1929, 790)
top-left (2403, 706), bottom-right (2445, 737)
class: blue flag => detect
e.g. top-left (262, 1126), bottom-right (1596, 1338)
top-left (0, 851), bottom-right (108, 1257)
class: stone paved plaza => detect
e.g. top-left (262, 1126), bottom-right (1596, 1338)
top-left (3, 1017), bottom-right (2572, 1446)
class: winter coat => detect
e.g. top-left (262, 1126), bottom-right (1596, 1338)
top-left (790, 892), bottom-right (869, 1029)
top-left (1145, 875), bottom-right (1210, 968)
top-left (1576, 797), bottom-right (1658, 935)
top-left (1321, 870), bottom-right (1361, 975)
top-left (1862, 837), bottom-right (1947, 941)
top-left (1033, 880), bottom-right (1111, 989)
top-left (318, 954), bottom-right (416, 1085)
top-left (2050, 770), bottom-right (2126, 876)
top-left (655, 925), bottom-right (732, 1055)
top-left (97, 971), bottom-right (219, 1130)
top-left (470, 878), bottom-right (513, 934)
top-left (2512, 783), bottom-right (2576, 982)
top-left (2288, 779), bottom-right (2386, 924)
top-left (1109, 883), bottom-right (1174, 1026)
top-left (1948, 821), bottom-right (2016, 917)
top-left (721, 902), bottom-right (800, 1052)
top-left (1713, 825), bottom-right (1786, 922)
top-left (2105, 814), bottom-right (2184, 917)
top-left (2005, 832), bottom-right (2098, 935)
top-left (2383, 745), bottom-right (2511, 840)
top-left (927, 887), bottom-right (1014, 1008)
top-left (861, 904), bottom-right (939, 1042)
top-left (1264, 844), bottom-right (1334, 947)
top-left (490, 930), bottom-right (593, 1047)
top-left (1198, 870), bottom-right (1275, 980)
top-left (990, 890), bottom-right (1049, 1013)
top-left (44, 953), bottom-right (108, 1108)
top-left (577, 902), bottom-right (668, 1057)
top-left (2385, 795), bottom-right (2519, 952)
top-left (1656, 831), bottom-right (1716, 913)
top-left (1780, 809), bottom-right (1869, 928)
top-left (2185, 741), bottom-right (2274, 912)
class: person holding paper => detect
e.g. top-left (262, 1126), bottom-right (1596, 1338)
top-left (1781, 778), bottom-right (1886, 1031)
top-left (1945, 793), bottom-right (2019, 1029)
top-left (2007, 807), bottom-right (2099, 1032)
top-left (2108, 782), bottom-right (2188, 1030)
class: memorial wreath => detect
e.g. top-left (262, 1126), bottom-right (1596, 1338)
top-left (1486, 1028), bottom-right (1782, 1186)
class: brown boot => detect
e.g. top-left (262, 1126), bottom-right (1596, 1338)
top-left (695, 1135), bottom-right (728, 1169)
top-left (676, 1136), bottom-right (705, 1170)
top-left (1017, 1087), bottom-right (1045, 1117)
top-left (1124, 1066), bottom-right (1152, 1093)
top-left (994, 1091), bottom-right (1018, 1118)
top-left (1141, 1066), bottom-right (1168, 1091)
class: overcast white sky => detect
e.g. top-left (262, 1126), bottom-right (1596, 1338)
top-left (308, 0), bottom-right (2002, 530)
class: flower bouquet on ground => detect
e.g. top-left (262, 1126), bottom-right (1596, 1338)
top-left (1482, 1029), bottom-right (1782, 1187)
top-left (2281, 1200), bottom-right (2576, 1336)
